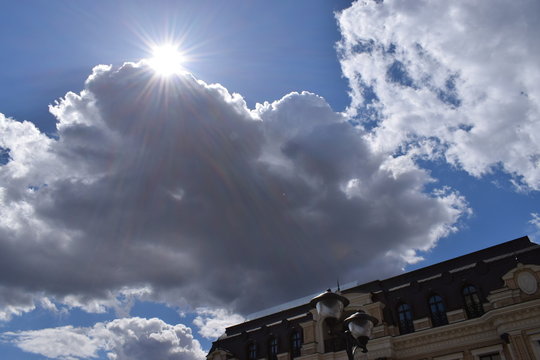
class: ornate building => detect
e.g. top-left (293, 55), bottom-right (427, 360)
top-left (207, 236), bottom-right (540, 360)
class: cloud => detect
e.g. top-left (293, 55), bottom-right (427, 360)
top-left (337, 0), bottom-right (540, 190)
top-left (0, 61), bottom-right (468, 317)
top-left (529, 213), bottom-right (540, 242)
top-left (0, 287), bottom-right (36, 322)
top-left (2, 317), bottom-right (205, 360)
top-left (530, 213), bottom-right (540, 228)
top-left (193, 308), bottom-right (245, 339)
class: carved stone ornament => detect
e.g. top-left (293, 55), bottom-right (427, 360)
top-left (516, 271), bottom-right (538, 295)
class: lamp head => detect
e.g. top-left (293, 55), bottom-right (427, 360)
top-left (309, 289), bottom-right (350, 320)
top-left (343, 310), bottom-right (378, 339)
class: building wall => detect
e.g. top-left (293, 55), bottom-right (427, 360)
top-left (207, 237), bottom-right (540, 360)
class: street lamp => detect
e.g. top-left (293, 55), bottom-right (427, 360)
top-left (310, 289), bottom-right (378, 359)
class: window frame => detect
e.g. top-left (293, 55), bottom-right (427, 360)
top-left (397, 302), bottom-right (415, 334)
top-left (290, 329), bottom-right (302, 358)
top-left (529, 333), bottom-right (540, 359)
top-left (428, 294), bottom-right (449, 327)
top-left (268, 336), bottom-right (278, 360)
top-left (247, 342), bottom-right (258, 360)
top-left (462, 285), bottom-right (484, 319)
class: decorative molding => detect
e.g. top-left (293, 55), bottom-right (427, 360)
top-left (276, 352), bottom-right (290, 360)
top-left (517, 271), bottom-right (538, 295)
top-left (418, 273), bottom-right (442, 283)
top-left (382, 299), bottom-right (540, 358)
top-left (413, 317), bottom-right (431, 331)
top-left (388, 283), bottom-right (410, 291)
top-left (502, 263), bottom-right (540, 286)
top-left (447, 309), bottom-right (466, 324)
top-left (485, 245), bottom-right (540, 265)
top-left (207, 348), bottom-right (237, 360)
top-left (346, 292), bottom-right (373, 307)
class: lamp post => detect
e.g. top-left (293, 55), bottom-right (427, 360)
top-left (310, 289), bottom-right (378, 360)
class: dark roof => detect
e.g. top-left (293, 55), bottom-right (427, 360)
top-left (343, 235), bottom-right (535, 294)
top-left (224, 236), bottom-right (537, 334)
top-left (225, 303), bottom-right (311, 336)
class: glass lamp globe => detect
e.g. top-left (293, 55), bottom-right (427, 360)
top-left (309, 289), bottom-right (350, 319)
top-left (347, 316), bottom-right (374, 338)
top-left (343, 310), bottom-right (378, 339)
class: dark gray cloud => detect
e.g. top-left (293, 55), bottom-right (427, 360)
top-left (0, 62), bottom-right (468, 316)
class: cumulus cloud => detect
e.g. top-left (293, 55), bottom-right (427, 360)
top-left (337, 0), bottom-right (540, 190)
top-left (0, 287), bottom-right (36, 322)
top-left (1, 317), bottom-right (205, 360)
top-left (529, 213), bottom-right (540, 242)
top-left (193, 308), bottom-right (245, 339)
top-left (0, 61), bottom-right (468, 317)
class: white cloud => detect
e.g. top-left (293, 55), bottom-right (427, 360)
top-left (4, 326), bottom-right (100, 360)
top-left (193, 308), bottom-right (245, 339)
top-left (2, 317), bottom-right (205, 360)
top-left (530, 213), bottom-right (540, 228)
top-left (337, 0), bottom-right (540, 190)
top-left (39, 297), bottom-right (59, 313)
top-left (529, 213), bottom-right (540, 242)
top-left (0, 61), bottom-right (469, 317)
top-left (59, 286), bottom-right (153, 317)
top-left (0, 303), bottom-right (35, 322)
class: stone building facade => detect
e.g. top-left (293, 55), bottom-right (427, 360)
top-left (207, 236), bottom-right (540, 360)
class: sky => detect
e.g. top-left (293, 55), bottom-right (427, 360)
top-left (0, 0), bottom-right (539, 359)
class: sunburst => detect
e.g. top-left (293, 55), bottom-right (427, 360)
top-left (147, 44), bottom-right (186, 76)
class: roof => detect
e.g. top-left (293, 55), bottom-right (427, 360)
top-left (224, 236), bottom-right (537, 334)
top-left (343, 235), bottom-right (536, 294)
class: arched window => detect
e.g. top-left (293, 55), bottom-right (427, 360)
top-left (268, 337), bottom-right (278, 360)
top-left (290, 330), bottom-right (302, 358)
top-left (463, 285), bottom-right (484, 318)
top-left (428, 294), bottom-right (448, 327)
top-left (397, 303), bottom-right (414, 334)
top-left (247, 342), bottom-right (257, 360)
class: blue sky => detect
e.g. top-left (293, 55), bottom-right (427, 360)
top-left (0, 1), bottom-right (539, 359)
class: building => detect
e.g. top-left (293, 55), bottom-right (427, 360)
top-left (207, 236), bottom-right (540, 360)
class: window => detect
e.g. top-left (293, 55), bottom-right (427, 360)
top-left (428, 294), bottom-right (448, 327)
top-left (247, 342), bottom-right (257, 360)
top-left (291, 330), bottom-right (302, 358)
top-left (478, 354), bottom-right (501, 360)
top-left (471, 345), bottom-right (505, 360)
top-left (527, 335), bottom-right (540, 359)
top-left (397, 303), bottom-right (414, 334)
top-left (268, 337), bottom-right (278, 360)
top-left (433, 353), bottom-right (463, 360)
top-left (463, 285), bottom-right (484, 318)
top-left (533, 338), bottom-right (540, 359)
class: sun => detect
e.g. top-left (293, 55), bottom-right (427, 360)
top-left (148, 44), bottom-right (186, 76)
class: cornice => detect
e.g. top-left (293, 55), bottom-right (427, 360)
top-left (371, 298), bottom-right (540, 358)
